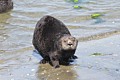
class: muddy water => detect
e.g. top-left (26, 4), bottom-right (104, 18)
top-left (0, 0), bottom-right (120, 80)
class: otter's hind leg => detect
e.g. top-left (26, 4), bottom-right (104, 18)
top-left (40, 56), bottom-right (50, 64)
top-left (49, 52), bottom-right (60, 68)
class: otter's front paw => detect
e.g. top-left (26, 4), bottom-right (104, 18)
top-left (40, 59), bottom-right (48, 64)
top-left (72, 55), bottom-right (78, 59)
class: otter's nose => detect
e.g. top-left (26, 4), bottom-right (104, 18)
top-left (67, 40), bottom-right (73, 46)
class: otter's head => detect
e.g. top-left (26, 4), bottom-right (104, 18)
top-left (58, 35), bottom-right (78, 51)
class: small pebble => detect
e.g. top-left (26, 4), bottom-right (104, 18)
top-left (74, 75), bottom-right (77, 78)
top-left (66, 70), bottom-right (70, 72)
top-left (116, 69), bottom-right (119, 71)
top-left (27, 74), bottom-right (30, 76)
top-left (3, 37), bottom-right (6, 40)
top-left (10, 73), bottom-right (13, 76)
top-left (31, 69), bottom-right (35, 71)
top-left (112, 21), bottom-right (115, 23)
top-left (48, 75), bottom-right (50, 77)
top-left (88, 65), bottom-right (92, 69)
top-left (74, 20), bottom-right (77, 22)
top-left (57, 78), bottom-right (59, 80)
top-left (41, 72), bottom-right (45, 75)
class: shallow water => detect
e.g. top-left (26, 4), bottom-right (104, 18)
top-left (0, 0), bottom-right (120, 80)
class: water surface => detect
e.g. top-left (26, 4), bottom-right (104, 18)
top-left (0, 0), bottom-right (120, 80)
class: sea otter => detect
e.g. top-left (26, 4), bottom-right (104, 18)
top-left (0, 0), bottom-right (13, 13)
top-left (32, 15), bottom-right (78, 68)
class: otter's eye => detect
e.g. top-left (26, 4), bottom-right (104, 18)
top-left (72, 39), bottom-right (75, 42)
top-left (64, 40), bottom-right (67, 42)
top-left (72, 38), bottom-right (76, 41)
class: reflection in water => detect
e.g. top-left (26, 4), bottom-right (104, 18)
top-left (33, 49), bottom-right (78, 80)
top-left (93, 18), bottom-right (105, 24)
top-left (0, 12), bottom-right (11, 23)
top-left (37, 64), bottom-right (78, 80)
top-left (0, 12), bottom-right (11, 42)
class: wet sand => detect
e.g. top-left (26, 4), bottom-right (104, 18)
top-left (76, 34), bottom-right (120, 80)
top-left (0, 34), bottom-right (120, 80)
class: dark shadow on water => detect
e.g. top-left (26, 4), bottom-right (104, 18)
top-left (92, 18), bottom-right (105, 25)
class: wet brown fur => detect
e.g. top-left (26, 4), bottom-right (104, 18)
top-left (32, 15), bottom-right (78, 68)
